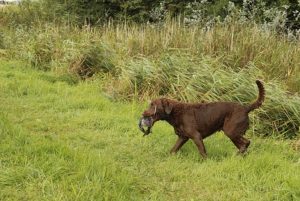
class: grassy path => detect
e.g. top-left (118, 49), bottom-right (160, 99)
top-left (0, 60), bottom-right (299, 201)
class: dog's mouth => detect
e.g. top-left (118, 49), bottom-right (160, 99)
top-left (138, 116), bottom-right (154, 136)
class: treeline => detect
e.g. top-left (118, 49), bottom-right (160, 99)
top-left (2, 0), bottom-right (299, 32)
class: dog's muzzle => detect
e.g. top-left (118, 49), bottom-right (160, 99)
top-left (138, 116), bottom-right (153, 136)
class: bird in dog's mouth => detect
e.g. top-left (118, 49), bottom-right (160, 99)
top-left (138, 116), bottom-right (153, 136)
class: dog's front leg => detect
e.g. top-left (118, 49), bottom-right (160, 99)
top-left (170, 137), bottom-right (188, 154)
top-left (191, 135), bottom-right (207, 158)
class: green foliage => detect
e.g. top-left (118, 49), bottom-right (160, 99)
top-left (1, 20), bottom-right (299, 137)
top-left (0, 1), bottom-right (299, 199)
top-left (36, 0), bottom-right (162, 25)
top-left (69, 42), bottom-right (117, 78)
top-left (0, 32), bottom-right (4, 49)
top-left (30, 34), bottom-right (55, 71)
top-left (110, 54), bottom-right (300, 138)
top-left (0, 0), bottom-right (65, 27)
top-left (39, 74), bottom-right (79, 85)
top-left (1, 0), bottom-right (299, 31)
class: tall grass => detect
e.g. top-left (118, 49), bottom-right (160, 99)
top-left (102, 21), bottom-right (300, 81)
top-left (2, 21), bottom-right (299, 87)
top-left (107, 54), bottom-right (300, 137)
top-left (1, 19), bottom-right (300, 137)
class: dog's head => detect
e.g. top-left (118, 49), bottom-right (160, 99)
top-left (138, 98), bottom-right (174, 136)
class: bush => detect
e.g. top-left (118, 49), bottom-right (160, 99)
top-left (69, 42), bottom-right (117, 79)
top-left (30, 34), bottom-right (56, 71)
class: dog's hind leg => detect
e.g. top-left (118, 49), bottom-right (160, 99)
top-left (230, 136), bottom-right (250, 154)
top-left (223, 115), bottom-right (251, 154)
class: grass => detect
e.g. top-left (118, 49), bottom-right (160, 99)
top-left (0, 60), bottom-right (300, 201)
top-left (1, 21), bottom-right (300, 137)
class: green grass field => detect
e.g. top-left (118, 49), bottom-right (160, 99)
top-left (0, 60), bottom-right (299, 201)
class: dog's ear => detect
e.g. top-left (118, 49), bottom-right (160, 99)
top-left (162, 99), bottom-right (173, 114)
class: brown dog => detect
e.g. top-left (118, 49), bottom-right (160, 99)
top-left (139, 80), bottom-right (265, 158)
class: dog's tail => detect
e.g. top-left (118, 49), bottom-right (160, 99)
top-left (247, 80), bottom-right (265, 113)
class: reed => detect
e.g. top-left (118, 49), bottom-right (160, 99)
top-left (1, 20), bottom-right (299, 137)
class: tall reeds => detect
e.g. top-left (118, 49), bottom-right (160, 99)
top-left (1, 20), bottom-right (300, 137)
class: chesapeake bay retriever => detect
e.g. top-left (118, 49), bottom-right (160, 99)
top-left (139, 80), bottom-right (265, 158)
